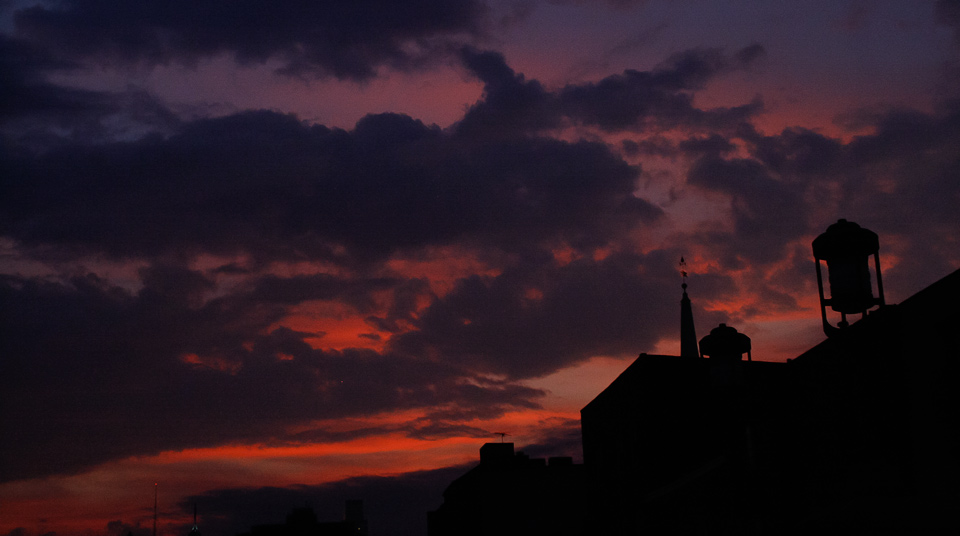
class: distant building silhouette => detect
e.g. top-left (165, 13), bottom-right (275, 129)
top-left (430, 220), bottom-right (960, 534)
top-left (427, 443), bottom-right (587, 536)
top-left (241, 501), bottom-right (367, 536)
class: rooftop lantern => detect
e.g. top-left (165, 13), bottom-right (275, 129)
top-left (812, 219), bottom-right (885, 336)
top-left (699, 323), bottom-right (751, 362)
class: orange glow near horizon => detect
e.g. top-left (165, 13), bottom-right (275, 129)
top-left (0, 403), bottom-right (579, 536)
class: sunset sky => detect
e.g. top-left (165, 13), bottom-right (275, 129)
top-left (2, 1), bottom-right (960, 535)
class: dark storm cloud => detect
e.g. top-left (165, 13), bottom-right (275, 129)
top-left (456, 45), bottom-right (765, 135)
top-left (5, 29), bottom-right (957, 493)
top-left (757, 106), bottom-right (960, 270)
top-left (0, 34), bottom-right (76, 93)
top-left (683, 103), bottom-right (960, 295)
top-left (556, 45), bottom-right (764, 131)
top-left (365, 278), bottom-right (432, 334)
top-left (1, 45), bottom-right (771, 270)
top-left (737, 124), bottom-right (844, 177)
top-left (838, 105), bottom-right (960, 293)
top-left (13, 0), bottom-right (488, 80)
top-left (283, 409), bottom-right (514, 445)
top-left (549, 0), bottom-right (650, 8)
top-left (513, 417), bottom-right (583, 460)
top-left (0, 269), bottom-right (545, 482)
top-left (1, 108), bottom-right (651, 265)
top-left (653, 45), bottom-right (764, 91)
top-left (620, 136), bottom-right (675, 158)
top-left (0, 35), bottom-right (179, 147)
top-left (685, 125), bottom-right (855, 270)
top-left (0, 47), bottom-right (688, 483)
top-left (677, 134), bottom-right (736, 156)
top-left (402, 419), bottom-right (493, 441)
top-left (687, 155), bottom-right (808, 264)
top-left (388, 249), bottom-right (732, 378)
top-left (244, 273), bottom-right (399, 310)
top-left (455, 47), bottom-right (559, 135)
top-left (936, 0), bottom-right (960, 43)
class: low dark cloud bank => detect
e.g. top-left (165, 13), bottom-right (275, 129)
top-left (1, 44), bottom-right (772, 267)
top-left (2, 109), bottom-right (651, 264)
top-left (0, 266), bottom-right (549, 481)
top-left (175, 421), bottom-right (583, 536)
top-left (180, 464), bottom-right (471, 536)
top-left (0, 247), bottom-right (733, 481)
top-left (388, 250), bottom-right (728, 378)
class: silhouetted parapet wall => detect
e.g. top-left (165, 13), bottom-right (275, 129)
top-left (427, 443), bottom-right (588, 536)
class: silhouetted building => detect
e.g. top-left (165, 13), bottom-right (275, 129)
top-left (430, 221), bottom-right (959, 534)
top-left (241, 501), bottom-right (367, 536)
top-left (581, 326), bottom-right (789, 534)
top-left (427, 443), bottom-right (588, 536)
top-left (579, 223), bottom-right (959, 534)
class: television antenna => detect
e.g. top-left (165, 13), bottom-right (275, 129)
top-left (153, 483), bottom-right (158, 536)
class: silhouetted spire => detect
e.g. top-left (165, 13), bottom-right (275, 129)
top-left (679, 257), bottom-right (699, 358)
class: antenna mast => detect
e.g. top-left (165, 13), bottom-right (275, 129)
top-left (153, 483), bottom-right (158, 536)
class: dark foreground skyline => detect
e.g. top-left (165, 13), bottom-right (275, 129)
top-left (3, 2), bottom-right (960, 535)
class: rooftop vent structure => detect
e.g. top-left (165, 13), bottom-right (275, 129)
top-left (813, 219), bottom-right (885, 336)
